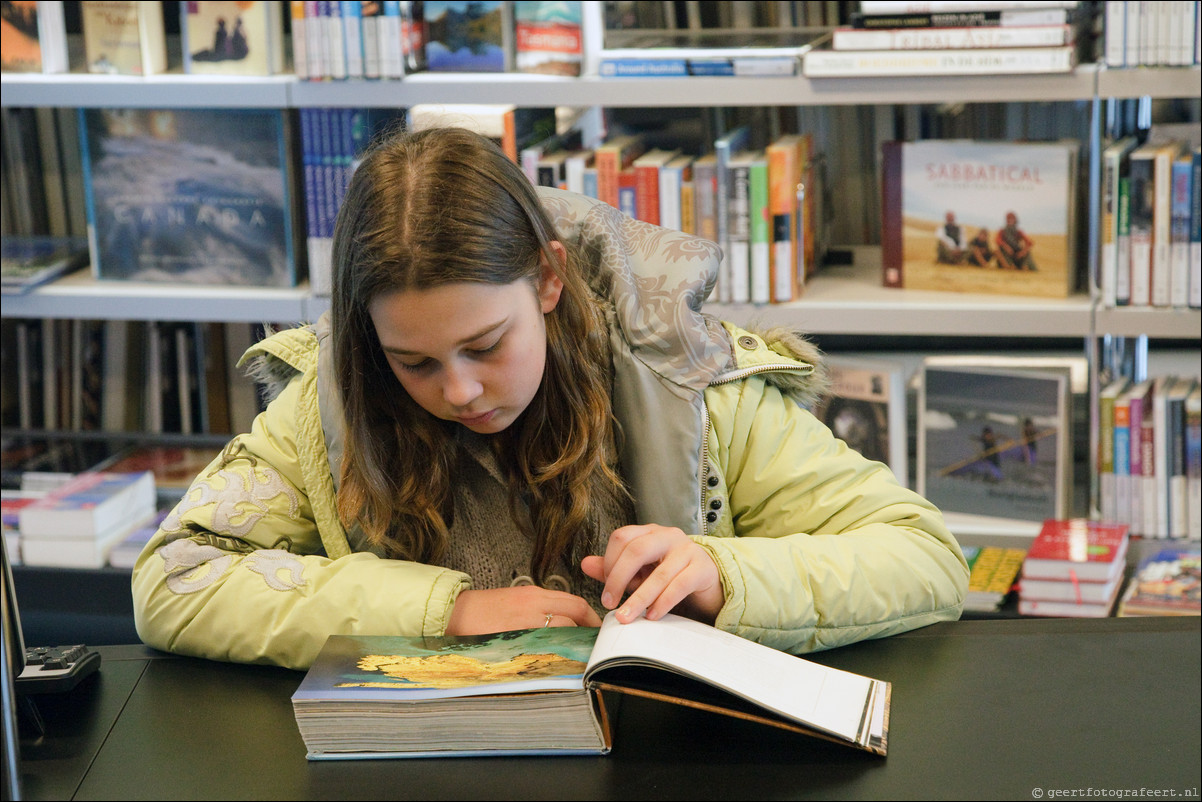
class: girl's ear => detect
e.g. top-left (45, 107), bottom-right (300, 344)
top-left (538, 241), bottom-right (566, 314)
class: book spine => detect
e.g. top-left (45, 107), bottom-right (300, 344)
top-left (713, 127), bottom-right (750, 304)
top-left (659, 164), bottom-right (682, 232)
top-left (748, 157), bottom-right (771, 306)
top-left (1170, 155), bottom-right (1192, 308)
top-left (635, 160), bottom-right (662, 225)
top-left (360, 1), bottom-right (381, 78)
top-left (1150, 145), bottom-right (1176, 307)
top-left (1116, 175), bottom-right (1133, 307)
top-left (1128, 152), bottom-right (1155, 307)
top-left (1114, 391), bottom-right (1132, 527)
top-left (858, 0), bottom-right (1079, 13)
top-left (1142, 381), bottom-right (1160, 538)
top-left (323, 0), bottom-right (348, 80)
top-left (850, 8), bottom-right (1071, 28)
top-left (767, 137), bottom-right (801, 303)
top-left (726, 159), bottom-right (752, 305)
top-left (305, 0), bottom-right (326, 78)
top-left (341, 0), bottom-right (365, 78)
top-left (379, 1), bottom-right (403, 78)
top-left (1169, 383), bottom-right (1190, 539)
top-left (880, 141), bottom-right (903, 288)
top-left (1187, 388), bottom-right (1201, 540)
top-left (1099, 385), bottom-right (1119, 524)
top-left (692, 158), bottom-right (718, 246)
top-left (1192, 147), bottom-right (1202, 310)
top-left (290, 1), bottom-right (309, 79)
top-left (832, 24), bottom-right (1073, 50)
top-left (802, 46), bottom-right (1075, 77)
top-left (599, 58), bottom-right (689, 77)
top-left (617, 169), bottom-right (637, 219)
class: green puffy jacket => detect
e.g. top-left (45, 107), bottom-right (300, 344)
top-left (132, 188), bottom-right (968, 670)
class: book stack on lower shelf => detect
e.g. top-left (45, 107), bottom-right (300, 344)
top-left (962, 544), bottom-right (1027, 613)
top-left (1017, 518), bottom-right (1131, 618)
top-left (1117, 545), bottom-right (1201, 617)
top-left (15, 468), bottom-right (156, 569)
top-left (804, 0), bottom-right (1092, 77)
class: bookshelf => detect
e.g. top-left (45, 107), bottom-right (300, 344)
top-left (2, 40), bottom-right (1199, 536)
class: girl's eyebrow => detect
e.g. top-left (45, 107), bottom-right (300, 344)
top-left (381, 319), bottom-right (507, 356)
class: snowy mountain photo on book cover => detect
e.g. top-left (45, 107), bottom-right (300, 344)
top-left (80, 107), bottom-right (301, 287)
top-left (882, 139), bottom-right (1079, 298)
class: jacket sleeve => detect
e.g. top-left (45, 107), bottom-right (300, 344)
top-left (695, 378), bottom-right (969, 655)
top-left (130, 375), bottom-right (470, 671)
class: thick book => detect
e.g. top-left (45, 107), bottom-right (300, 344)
top-left (1099, 376), bottom-right (1132, 524)
top-left (599, 27), bottom-right (828, 77)
top-left (182, 0), bottom-right (286, 75)
top-left (80, 0), bottom-right (168, 75)
top-left (17, 469), bottom-right (156, 540)
top-left (0, 0), bottom-right (68, 73)
top-left (1, 235), bottom-right (88, 295)
top-left (881, 139), bottom-right (1079, 299)
top-left (1099, 136), bottom-right (1139, 308)
top-left (80, 106), bottom-right (303, 288)
top-left (803, 44), bottom-right (1077, 77)
top-left (1020, 518), bottom-right (1130, 583)
top-left (424, 0), bottom-right (510, 72)
top-left (849, 7), bottom-right (1078, 29)
top-left (766, 133), bottom-right (806, 302)
top-left (811, 356), bottom-right (908, 488)
top-left (831, 23), bottom-right (1075, 50)
top-left (1117, 546), bottom-right (1201, 617)
top-left (292, 612), bottom-right (891, 759)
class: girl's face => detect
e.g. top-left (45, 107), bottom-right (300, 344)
top-left (369, 253), bottom-right (565, 435)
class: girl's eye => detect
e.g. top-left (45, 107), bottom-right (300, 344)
top-left (397, 358), bottom-right (433, 373)
top-left (469, 340), bottom-right (501, 356)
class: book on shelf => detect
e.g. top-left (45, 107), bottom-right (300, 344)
top-left (1189, 384), bottom-right (1201, 541)
top-left (1153, 375), bottom-right (1197, 540)
top-left (960, 544), bottom-right (1027, 612)
top-left (1117, 546), bottom-right (1201, 617)
top-left (292, 612), bottom-right (891, 760)
top-left (1128, 140), bottom-right (1186, 308)
top-left (656, 152), bottom-right (693, 234)
top-left (802, 44), bottom-right (1077, 77)
top-left (1099, 135), bottom-right (1139, 308)
top-left (1, 235), bottom-right (88, 295)
top-left (810, 356), bottom-right (909, 489)
top-left (849, 6), bottom-right (1083, 30)
top-left (79, 106), bottom-right (304, 288)
top-left (1191, 146), bottom-right (1201, 310)
top-left (1169, 152), bottom-right (1194, 310)
top-left (598, 27), bottom-right (830, 78)
top-left (831, 23), bottom-right (1076, 51)
top-left (746, 153), bottom-right (770, 305)
top-left (424, 0), bottom-right (511, 72)
top-left (0, 0), bottom-right (68, 73)
top-left (1099, 376), bottom-right (1132, 526)
top-left (880, 139), bottom-right (1080, 299)
top-left (723, 150), bottom-right (758, 305)
top-left (592, 133), bottom-right (646, 211)
top-left (918, 362), bottom-right (1072, 525)
top-left (857, 1), bottom-right (1081, 14)
top-left (766, 133), bottom-right (807, 303)
top-left (630, 148), bottom-right (680, 226)
top-left (513, 0), bottom-right (586, 76)
top-left (80, 0), bottom-right (168, 75)
top-left (1103, 1), bottom-right (1199, 68)
top-left (98, 443), bottom-right (222, 496)
top-left (181, 0), bottom-right (287, 75)
top-left (17, 469), bottom-right (157, 569)
top-left (1021, 518), bottom-right (1130, 583)
top-left (712, 125), bottom-right (751, 304)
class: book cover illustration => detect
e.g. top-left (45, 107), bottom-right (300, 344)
top-left (295, 626), bottom-right (598, 701)
top-left (513, 0), bottom-right (582, 76)
top-left (0, 0), bottom-right (66, 73)
top-left (882, 139), bottom-right (1079, 298)
top-left (80, 0), bottom-right (168, 75)
top-left (182, 0), bottom-right (284, 75)
top-left (810, 357), bottom-right (908, 488)
top-left (919, 365), bottom-right (1069, 522)
top-left (424, 0), bottom-right (508, 72)
top-left (80, 107), bottom-right (301, 287)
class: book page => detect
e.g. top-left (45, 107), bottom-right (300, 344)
top-left (586, 613), bottom-right (879, 743)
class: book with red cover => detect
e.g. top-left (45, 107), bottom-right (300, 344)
top-left (1020, 518), bottom-right (1130, 583)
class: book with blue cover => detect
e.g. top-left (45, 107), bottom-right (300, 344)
top-left (80, 107), bottom-right (304, 287)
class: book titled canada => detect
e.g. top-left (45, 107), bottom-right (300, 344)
top-left (79, 107), bottom-right (302, 287)
top-left (881, 139), bottom-right (1079, 298)
top-left (292, 612), bottom-right (891, 759)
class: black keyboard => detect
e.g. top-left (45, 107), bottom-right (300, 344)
top-left (18, 644), bottom-right (101, 694)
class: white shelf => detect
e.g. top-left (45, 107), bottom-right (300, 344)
top-left (1094, 305), bottom-right (1202, 339)
top-left (0, 63), bottom-right (1122, 109)
top-left (2, 268), bottom-right (327, 324)
top-left (1095, 65), bottom-right (1202, 99)
top-left (717, 255), bottom-right (1095, 338)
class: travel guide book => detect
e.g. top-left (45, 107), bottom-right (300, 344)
top-left (292, 612), bottom-right (891, 759)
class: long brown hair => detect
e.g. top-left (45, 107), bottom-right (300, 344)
top-left (330, 126), bottom-right (625, 581)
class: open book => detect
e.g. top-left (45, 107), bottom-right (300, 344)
top-left (291, 612), bottom-right (890, 759)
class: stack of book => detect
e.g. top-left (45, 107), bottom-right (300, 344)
top-left (16, 468), bottom-right (157, 568)
top-left (1102, 1), bottom-right (1200, 68)
top-left (599, 28), bottom-right (831, 77)
top-left (1116, 545), bottom-right (1201, 617)
top-left (804, 0), bottom-right (1090, 77)
top-left (962, 544), bottom-right (1028, 612)
top-left (1017, 518), bottom-right (1131, 618)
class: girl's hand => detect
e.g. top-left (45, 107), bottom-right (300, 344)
top-left (445, 586), bottom-right (603, 636)
top-left (580, 524), bottom-right (724, 625)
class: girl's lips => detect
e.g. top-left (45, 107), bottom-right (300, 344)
top-left (456, 409), bottom-right (496, 426)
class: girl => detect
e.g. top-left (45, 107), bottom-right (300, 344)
top-left (132, 127), bottom-right (968, 670)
